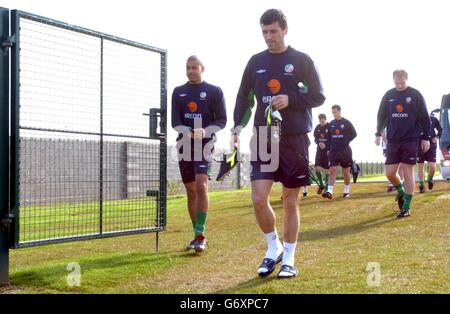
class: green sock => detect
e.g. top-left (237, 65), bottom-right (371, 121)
top-left (325, 174), bottom-right (329, 189)
top-left (192, 220), bottom-right (196, 232)
top-left (419, 181), bottom-right (425, 188)
top-left (194, 211), bottom-right (208, 237)
top-left (427, 174), bottom-right (433, 182)
top-left (403, 194), bottom-right (413, 209)
top-left (316, 171), bottom-right (324, 188)
top-left (394, 183), bottom-right (405, 197)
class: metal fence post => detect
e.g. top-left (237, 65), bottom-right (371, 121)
top-left (0, 7), bottom-right (10, 285)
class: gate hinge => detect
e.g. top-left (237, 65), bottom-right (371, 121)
top-left (2, 34), bottom-right (16, 50)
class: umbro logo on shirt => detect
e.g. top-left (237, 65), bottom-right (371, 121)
top-left (180, 94), bottom-right (187, 97)
top-left (256, 69), bottom-right (266, 74)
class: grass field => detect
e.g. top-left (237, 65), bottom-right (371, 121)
top-left (1, 182), bottom-right (449, 294)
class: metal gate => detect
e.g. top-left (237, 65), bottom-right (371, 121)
top-left (0, 8), bottom-right (167, 257)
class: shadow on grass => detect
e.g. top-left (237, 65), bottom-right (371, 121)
top-left (214, 276), bottom-right (276, 294)
top-left (299, 214), bottom-right (396, 243)
top-left (9, 249), bottom-right (194, 291)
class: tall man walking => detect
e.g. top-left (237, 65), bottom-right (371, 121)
top-left (232, 9), bottom-right (325, 278)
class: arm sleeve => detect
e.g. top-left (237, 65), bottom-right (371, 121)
top-left (288, 56), bottom-right (326, 110)
top-left (348, 120), bottom-right (357, 142)
top-left (417, 92), bottom-right (431, 139)
top-left (435, 117), bottom-right (443, 138)
top-left (233, 60), bottom-right (255, 134)
top-left (376, 94), bottom-right (389, 136)
top-left (171, 88), bottom-right (184, 129)
top-left (210, 87), bottom-right (227, 130)
top-left (313, 126), bottom-right (319, 144)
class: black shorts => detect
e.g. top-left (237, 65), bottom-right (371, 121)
top-left (177, 138), bottom-right (214, 183)
top-left (249, 133), bottom-right (309, 188)
top-left (417, 142), bottom-right (437, 163)
top-left (385, 140), bottom-right (419, 165)
top-left (329, 146), bottom-right (353, 168)
top-left (315, 148), bottom-right (329, 169)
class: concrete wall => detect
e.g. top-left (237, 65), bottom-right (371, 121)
top-left (18, 138), bottom-right (251, 206)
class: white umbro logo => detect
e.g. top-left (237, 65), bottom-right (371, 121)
top-left (296, 175), bottom-right (306, 179)
top-left (256, 69), bottom-right (266, 74)
top-left (180, 93), bottom-right (187, 97)
top-left (389, 99), bottom-right (395, 102)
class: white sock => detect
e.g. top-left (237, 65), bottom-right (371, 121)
top-left (282, 242), bottom-right (297, 266)
top-left (327, 185), bottom-right (334, 194)
top-left (344, 184), bottom-right (350, 194)
top-left (264, 230), bottom-right (283, 260)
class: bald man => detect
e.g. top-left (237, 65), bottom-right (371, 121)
top-left (172, 56), bottom-right (227, 252)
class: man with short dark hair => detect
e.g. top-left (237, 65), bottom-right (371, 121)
top-left (232, 9), bottom-right (325, 278)
top-left (172, 55), bottom-right (227, 252)
top-left (313, 113), bottom-right (330, 194)
top-left (323, 105), bottom-right (357, 199)
top-left (375, 69), bottom-right (431, 218)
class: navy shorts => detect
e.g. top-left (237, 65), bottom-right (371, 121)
top-left (315, 148), bottom-right (329, 169)
top-left (249, 133), bottom-right (309, 188)
top-left (329, 146), bottom-right (353, 168)
top-left (177, 138), bottom-right (214, 183)
top-left (385, 140), bottom-right (419, 165)
top-left (417, 142), bottom-right (437, 163)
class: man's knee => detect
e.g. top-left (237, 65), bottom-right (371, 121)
top-left (283, 194), bottom-right (299, 210)
top-left (252, 193), bottom-right (269, 209)
top-left (195, 180), bottom-right (208, 195)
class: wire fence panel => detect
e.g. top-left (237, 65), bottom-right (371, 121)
top-left (11, 11), bottom-right (167, 248)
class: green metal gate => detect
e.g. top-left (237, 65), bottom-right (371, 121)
top-left (1, 8), bottom-right (167, 284)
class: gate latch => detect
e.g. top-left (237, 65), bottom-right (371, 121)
top-left (2, 34), bottom-right (15, 48)
top-left (0, 214), bottom-right (13, 226)
top-left (2, 35), bottom-right (15, 56)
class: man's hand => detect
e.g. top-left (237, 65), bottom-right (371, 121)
top-left (375, 136), bottom-right (381, 146)
top-left (319, 142), bottom-right (326, 150)
top-left (432, 137), bottom-right (438, 144)
top-left (421, 139), bottom-right (430, 153)
top-left (270, 95), bottom-right (289, 110)
top-left (192, 128), bottom-right (205, 140)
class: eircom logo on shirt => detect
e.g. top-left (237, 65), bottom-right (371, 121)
top-left (262, 79), bottom-right (281, 104)
top-left (391, 104), bottom-right (409, 118)
top-left (184, 101), bottom-right (202, 119)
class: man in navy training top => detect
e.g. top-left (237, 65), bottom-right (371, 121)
top-left (171, 55), bottom-right (227, 252)
top-left (417, 112), bottom-right (442, 193)
top-left (231, 9), bottom-right (325, 279)
top-left (322, 105), bottom-right (357, 199)
top-left (313, 113), bottom-right (330, 195)
top-left (375, 69), bottom-right (430, 218)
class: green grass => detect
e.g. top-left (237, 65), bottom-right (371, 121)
top-left (1, 182), bottom-right (450, 294)
top-left (18, 197), bottom-right (158, 243)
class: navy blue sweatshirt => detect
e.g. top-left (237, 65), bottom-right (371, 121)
top-left (233, 46), bottom-right (325, 135)
top-left (376, 86), bottom-right (431, 142)
top-left (314, 123), bottom-right (330, 149)
top-left (328, 118), bottom-right (357, 150)
top-left (171, 81), bottom-right (227, 137)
